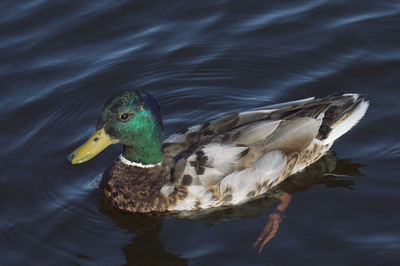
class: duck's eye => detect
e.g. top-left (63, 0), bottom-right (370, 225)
top-left (119, 113), bottom-right (131, 122)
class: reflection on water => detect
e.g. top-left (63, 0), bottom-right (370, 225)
top-left (99, 200), bottom-right (188, 266)
top-left (97, 150), bottom-right (362, 265)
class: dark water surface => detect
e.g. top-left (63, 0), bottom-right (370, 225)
top-left (1, 1), bottom-right (400, 265)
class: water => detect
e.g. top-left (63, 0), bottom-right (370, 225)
top-left (1, 0), bottom-right (399, 265)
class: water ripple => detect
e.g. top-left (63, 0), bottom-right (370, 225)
top-left (1, 0), bottom-right (400, 265)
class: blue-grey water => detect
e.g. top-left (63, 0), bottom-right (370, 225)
top-left (1, 1), bottom-right (400, 265)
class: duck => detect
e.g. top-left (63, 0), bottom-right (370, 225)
top-left (69, 91), bottom-right (368, 212)
top-left (68, 90), bottom-right (368, 250)
top-left (68, 91), bottom-right (368, 250)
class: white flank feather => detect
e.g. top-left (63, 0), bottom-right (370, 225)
top-left (172, 185), bottom-right (206, 211)
top-left (202, 143), bottom-right (247, 170)
top-left (180, 144), bottom-right (248, 187)
top-left (219, 150), bottom-right (286, 205)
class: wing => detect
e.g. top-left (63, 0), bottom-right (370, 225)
top-left (161, 97), bottom-right (323, 187)
top-left (160, 93), bottom-right (368, 210)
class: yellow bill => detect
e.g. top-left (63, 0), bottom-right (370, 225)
top-left (68, 128), bottom-right (118, 164)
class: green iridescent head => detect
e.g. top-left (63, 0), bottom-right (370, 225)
top-left (68, 90), bottom-right (164, 165)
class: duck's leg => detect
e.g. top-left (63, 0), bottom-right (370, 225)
top-left (253, 193), bottom-right (291, 253)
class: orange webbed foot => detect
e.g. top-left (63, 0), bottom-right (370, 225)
top-left (253, 193), bottom-right (291, 253)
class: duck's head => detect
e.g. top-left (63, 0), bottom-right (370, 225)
top-left (68, 90), bottom-right (164, 165)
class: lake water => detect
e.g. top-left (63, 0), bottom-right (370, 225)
top-left (1, 1), bottom-right (400, 265)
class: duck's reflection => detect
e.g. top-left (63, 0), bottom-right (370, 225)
top-left (99, 199), bottom-right (188, 266)
top-left (99, 150), bottom-right (363, 262)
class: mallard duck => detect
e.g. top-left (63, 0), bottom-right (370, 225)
top-left (68, 91), bottom-right (368, 214)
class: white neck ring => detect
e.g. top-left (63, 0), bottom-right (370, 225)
top-left (119, 154), bottom-right (161, 168)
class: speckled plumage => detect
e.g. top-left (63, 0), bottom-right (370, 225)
top-left (93, 92), bottom-right (368, 213)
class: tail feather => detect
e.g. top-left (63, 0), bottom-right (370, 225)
top-left (319, 93), bottom-right (369, 144)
